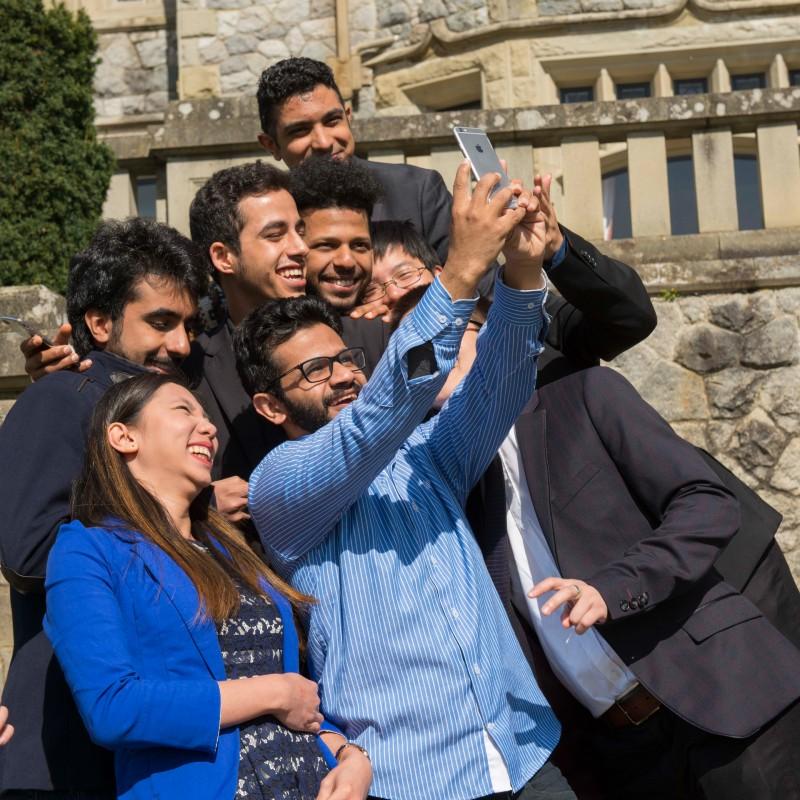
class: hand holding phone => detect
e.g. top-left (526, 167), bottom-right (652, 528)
top-left (0, 315), bottom-right (53, 347)
top-left (453, 127), bottom-right (517, 209)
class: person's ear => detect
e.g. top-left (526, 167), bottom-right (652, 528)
top-left (107, 422), bottom-right (139, 456)
top-left (258, 132), bottom-right (281, 161)
top-left (433, 265), bottom-right (443, 277)
top-left (84, 309), bottom-right (114, 345)
top-left (253, 392), bottom-right (288, 427)
top-left (345, 105), bottom-right (353, 125)
top-left (209, 241), bottom-right (238, 280)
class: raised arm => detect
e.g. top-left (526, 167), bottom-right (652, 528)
top-left (535, 175), bottom-right (656, 366)
top-left (421, 187), bottom-right (549, 502)
top-left (250, 166), bottom-right (528, 568)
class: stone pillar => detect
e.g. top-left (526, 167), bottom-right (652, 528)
top-left (769, 54), bottom-right (790, 89)
top-left (652, 63), bottom-right (673, 98)
top-left (102, 172), bottom-right (136, 219)
top-left (561, 136), bottom-right (604, 240)
top-left (627, 132), bottom-right (671, 236)
top-left (595, 68), bottom-right (616, 102)
top-left (692, 129), bottom-right (738, 232)
top-left (497, 143), bottom-right (535, 188)
top-left (366, 149), bottom-right (405, 164)
top-left (756, 122), bottom-right (800, 229)
top-left (710, 59), bottom-right (731, 94)
top-left (429, 146), bottom-right (465, 194)
top-left (176, 7), bottom-right (221, 100)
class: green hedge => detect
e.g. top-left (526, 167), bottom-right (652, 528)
top-left (0, 0), bottom-right (115, 293)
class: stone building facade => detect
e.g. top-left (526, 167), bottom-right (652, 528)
top-left (2, 0), bottom-right (798, 685)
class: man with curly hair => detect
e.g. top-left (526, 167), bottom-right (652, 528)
top-left (257, 57), bottom-right (453, 267)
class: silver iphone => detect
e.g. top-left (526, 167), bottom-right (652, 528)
top-left (452, 126), bottom-right (517, 208)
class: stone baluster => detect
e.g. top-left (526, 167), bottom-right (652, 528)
top-left (756, 122), bottom-right (800, 229)
top-left (627, 132), bottom-right (671, 237)
top-left (692, 129), bottom-right (738, 233)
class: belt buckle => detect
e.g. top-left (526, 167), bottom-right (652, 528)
top-left (614, 683), bottom-right (660, 727)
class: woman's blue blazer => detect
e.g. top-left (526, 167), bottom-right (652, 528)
top-left (44, 520), bottom-right (337, 800)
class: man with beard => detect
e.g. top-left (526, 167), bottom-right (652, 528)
top-left (0, 218), bottom-right (205, 797)
top-left (234, 166), bottom-right (577, 800)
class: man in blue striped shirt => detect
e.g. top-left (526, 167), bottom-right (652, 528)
top-left (235, 164), bottom-right (573, 800)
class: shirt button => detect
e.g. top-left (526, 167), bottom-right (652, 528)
top-left (486, 722), bottom-right (495, 731)
top-left (437, 314), bottom-right (447, 324)
top-left (527, 302), bottom-right (535, 309)
top-left (451, 608), bottom-right (459, 619)
top-left (454, 317), bottom-right (463, 326)
top-left (430, 557), bottom-right (437, 566)
top-left (412, 502), bottom-right (419, 512)
top-left (473, 664), bottom-right (481, 676)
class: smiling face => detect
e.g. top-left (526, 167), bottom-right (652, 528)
top-left (262, 323), bottom-right (366, 438)
top-left (258, 84), bottom-right (355, 167)
top-left (212, 188), bottom-right (308, 321)
top-left (368, 245), bottom-right (436, 310)
top-left (302, 207), bottom-right (373, 312)
top-left (111, 383), bottom-right (218, 499)
top-left (87, 276), bottom-right (197, 372)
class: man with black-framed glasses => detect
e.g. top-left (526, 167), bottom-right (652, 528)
top-left (234, 166), bottom-right (577, 800)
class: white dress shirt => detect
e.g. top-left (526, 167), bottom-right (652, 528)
top-left (498, 427), bottom-right (638, 718)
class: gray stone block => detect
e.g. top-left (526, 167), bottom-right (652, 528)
top-left (135, 35), bottom-right (167, 69)
top-left (742, 317), bottom-right (799, 368)
top-left (734, 409), bottom-right (786, 469)
top-left (537, 0), bottom-right (582, 15)
top-left (225, 34), bottom-right (259, 55)
top-left (705, 367), bottom-right (761, 418)
top-left (675, 323), bottom-right (741, 373)
top-left (378, 2), bottom-right (411, 27)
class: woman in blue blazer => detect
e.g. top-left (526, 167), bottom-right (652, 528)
top-left (45, 373), bottom-right (372, 800)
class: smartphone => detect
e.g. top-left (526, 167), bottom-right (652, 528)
top-left (453, 126), bottom-right (517, 208)
top-left (0, 315), bottom-right (54, 347)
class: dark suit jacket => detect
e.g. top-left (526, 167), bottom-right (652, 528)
top-left (185, 314), bottom-right (390, 481)
top-left (0, 351), bottom-right (147, 791)
top-left (512, 367), bottom-right (800, 737)
top-left (361, 158), bottom-right (452, 265)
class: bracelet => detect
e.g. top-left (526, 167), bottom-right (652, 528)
top-left (335, 740), bottom-right (371, 762)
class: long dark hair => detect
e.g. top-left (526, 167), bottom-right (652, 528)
top-left (72, 372), bottom-right (311, 621)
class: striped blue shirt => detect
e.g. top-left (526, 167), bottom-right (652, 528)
top-left (250, 275), bottom-right (560, 800)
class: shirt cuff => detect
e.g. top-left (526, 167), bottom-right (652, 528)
top-left (408, 275), bottom-right (478, 348)
top-left (543, 235), bottom-right (568, 273)
top-left (492, 270), bottom-right (548, 327)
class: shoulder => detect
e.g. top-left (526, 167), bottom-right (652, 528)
top-left (1, 369), bottom-right (97, 429)
top-left (362, 158), bottom-right (444, 188)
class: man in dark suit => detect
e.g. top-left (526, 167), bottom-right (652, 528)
top-left (185, 157), bottom-right (389, 485)
top-left (513, 367), bottom-right (800, 798)
top-left (0, 219), bottom-right (205, 797)
top-left (257, 57), bottom-right (452, 264)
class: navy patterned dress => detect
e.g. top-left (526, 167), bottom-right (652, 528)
top-left (216, 581), bottom-right (330, 799)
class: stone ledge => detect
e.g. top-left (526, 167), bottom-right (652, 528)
top-left (101, 88), bottom-right (800, 162)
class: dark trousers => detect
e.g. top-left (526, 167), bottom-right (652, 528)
top-left (369, 758), bottom-right (576, 800)
top-left (589, 698), bottom-right (800, 800)
top-left (1, 793), bottom-right (114, 799)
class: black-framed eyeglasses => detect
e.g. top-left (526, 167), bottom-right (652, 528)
top-left (269, 347), bottom-right (366, 390)
top-left (362, 267), bottom-right (427, 303)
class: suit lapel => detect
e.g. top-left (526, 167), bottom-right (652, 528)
top-left (515, 401), bottom-right (558, 560)
top-left (202, 325), bottom-right (274, 475)
top-left (132, 538), bottom-right (225, 680)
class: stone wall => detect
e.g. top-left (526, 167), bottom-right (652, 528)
top-left (95, 29), bottom-right (170, 118)
top-left (179, 0), bottom-right (337, 98)
top-left (611, 288), bottom-right (800, 577)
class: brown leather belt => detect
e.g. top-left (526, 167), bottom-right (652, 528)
top-left (601, 683), bottom-right (661, 728)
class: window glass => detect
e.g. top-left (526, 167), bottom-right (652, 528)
top-left (731, 73), bottom-right (766, 91)
top-left (674, 78), bottom-right (708, 96)
top-left (560, 86), bottom-right (594, 104)
top-left (617, 82), bottom-right (651, 100)
top-left (789, 69), bottom-right (800, 87)
top-left (135, 176), bottom-right (157, 220)
top-left (667, 156), bottom-right (699, 235)
top-left (734, 155), bottom-right (763, 230)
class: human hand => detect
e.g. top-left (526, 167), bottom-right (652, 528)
top-left (348, 296), bottom-right (392, 323)
top-left (0, 706), bottom-right (14, 746)
top-left (316, 745), bottom-right (373, 800)
top-left (533, 174), bottom-right (564, 261)
top-left (502, 187), bottom-right (547, 285)
top-left (21, 323), bottom-right (91, 381)
top-left (442, 162), bottom-right (527, 300)
top-left (271, 673), bottom-right (324, 733)
top-left (529, 577), bottom-right (608, 634)
top-left (212, 477), bottom-right (249, 522)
